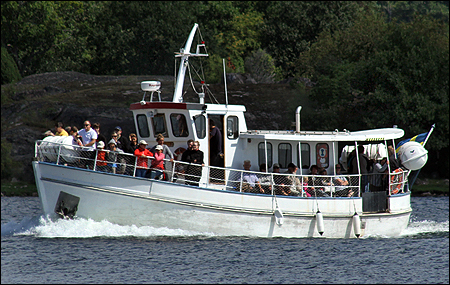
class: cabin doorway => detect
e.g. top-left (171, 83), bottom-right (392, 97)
top-left (208, 114), bottom-right (225, 183)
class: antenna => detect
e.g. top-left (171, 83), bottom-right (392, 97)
top-left (223, 58), bottom-right (228, 105)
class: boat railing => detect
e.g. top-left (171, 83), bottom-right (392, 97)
top-left (34, 140), bottom-right (409, 197)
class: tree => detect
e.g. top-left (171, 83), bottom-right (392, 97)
top-left (1, 46), bottom-right (21, 84)
top-left (259, 1), bottom-right (371, 77)
top-left (1, 1), bottom-right (96, 76)
top-left (296, 12), bottom-right (449, 152)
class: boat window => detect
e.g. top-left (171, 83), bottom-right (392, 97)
top-left (226, 116), bottom-right (239, 139)
top-left (136, 114), bottom-right (150, 138)
top-left (151, 114), bottom-right (167, 137)
top-left (278, 143), bottom-right (292, 169)
top-left (258, 142), bottom-right (273, 168)
top-left (316, 143), bottom-right (329, 169)
top-left (170, 113), bottom-right (189, 137)
top-left (297, 143), bottom-right (310, 169)
top-left (194, 114), bottom-right (206, 139)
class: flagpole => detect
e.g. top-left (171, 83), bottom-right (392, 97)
top-left (408, 124), bottom-right (435, 190)
top-left (422, 124), bottom-right (435, 147)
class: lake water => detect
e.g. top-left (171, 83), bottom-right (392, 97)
top-left (1, 196), bottom-right (448, 284)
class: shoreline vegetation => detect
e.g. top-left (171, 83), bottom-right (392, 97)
top-left (1, 179), bottom-right (448, 198)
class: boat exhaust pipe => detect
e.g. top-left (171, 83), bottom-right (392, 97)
top-left (296, 106), bottom-right (302, 132)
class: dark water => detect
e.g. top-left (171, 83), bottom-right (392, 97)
top-left (2, 196), bottom-right (448, 284)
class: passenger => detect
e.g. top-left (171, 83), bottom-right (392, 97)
top-left (95, 141), bottom-right (108, 172)
top-left (129, 133), bottom-right (139, 151)
top-left (106, 139), bottom-right (124, 174)
top-left (134, 140), bottom-right (153, 178)
top-left (177, 115), bottom-right (189, 137)
top-left (301, 176), bottom-right (312, 197)
top-left (332, 164), bottom-right (352, 197)
top-left (209, 119), bottom-right (223, 167)
top-left (315, 168), bottom-right (331, 197)
top-left (181, 141), bottom-right (204, 186)
top-left (55, 122), bottom-right (69, 136)
top-left (150, 134), bottom-right (174, 162)
top-left (258, 163), bottom-right (272, 194)
top-left (78, 120), bottom-right (98, 169)
top-left (149, 145), bottom-right (165, 180)
top-left (65, 126), bottom-right (72, 135)
top-left (114, 126), bottom-right (133, 154)
top-left (352, 145), bottom-right (369, 192)
top-left (283, 163), bottom-right (301, 196)
top-left (69, 126), bottom-right (79, 137)
top-left (110, 132), bottom-right (122, 151)
top-left (371, 157), bottom-right (389, 192)
top-left (272, 163), bottom-right (288, 195)
top-left (307, 164), bottom-right (321, 192)
top-left (388, 146), bottom-right (401, 171)
top-left (346, 149), bottom-right (357, 174)
top-left (92, 123), bottom-right (107, 145)
top-left (241, 160), bottom-right (264, 193)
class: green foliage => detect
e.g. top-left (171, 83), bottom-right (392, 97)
top-left (260, 1), bottom-right (370, 77)
top-left (297, 12), bottom-right (449, 151)
top-left (244, 49), bottom-right (281, 83)
top-left (376, 1), bottom-right (450, 23)
top-left (214, 10), bottom-right (264, 73)
top-left (1, 139), bottom-right (20, 180)
top-left (1, 46), bottom-right (21, 84)
top-left (1, 1), bottom-right (93, 76)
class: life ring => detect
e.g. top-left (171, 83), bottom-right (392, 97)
top-left (390, 168), bottom-right (403, 194)
top-left (174, 147), bottom-right (186, 160)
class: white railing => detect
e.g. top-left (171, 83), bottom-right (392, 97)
top-left (34, 140), bottom-right (409, 197)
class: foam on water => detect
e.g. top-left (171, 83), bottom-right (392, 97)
top-left (400, 219), bottom-right (449, 236)
top-left (12, 215), bottom-right (216, 238)
top-left (3, 214), bottom-right (448, 239)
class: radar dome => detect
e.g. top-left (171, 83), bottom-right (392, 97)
top-left (141, 81), bottom-right (161, 92)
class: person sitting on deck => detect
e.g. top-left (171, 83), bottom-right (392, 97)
top-left (240, 160), bottom-right (264, 193)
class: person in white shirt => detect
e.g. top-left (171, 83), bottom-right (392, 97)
top-left (78, 120), bottom-right (98, 169)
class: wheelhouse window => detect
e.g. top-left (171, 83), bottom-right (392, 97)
top-left (227, 116), bottom-right (239, 139)
top-left (316, 143), bottom-right (329, 169)
top-left (151, 114), bottom-right (167, 137)
top-left (278, 143), bottom-right (292, 169)
top-left (194, 114), bottom-right (206, 139)
top-left (170, 113), bottom-right (189, 137)
top-left (297, 143), bottom-right (310, 169)
top-left (136, 114), bottom-right (150, 138)
top-left (258, 142), bottom-right (272, 168)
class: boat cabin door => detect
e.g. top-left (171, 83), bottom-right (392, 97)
top-left (208, 114), bottom-right (224, 167)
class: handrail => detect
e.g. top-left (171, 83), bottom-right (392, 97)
top-left (34, 140), bottom-right (409, 197)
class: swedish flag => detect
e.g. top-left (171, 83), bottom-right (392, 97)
top-left (395, 132), bottom-right (428, 153)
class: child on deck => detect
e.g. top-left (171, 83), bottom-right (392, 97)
top-left (95, 141), bottom-right (107, 172)
top-left (149, 145), bottom-right (165, 180)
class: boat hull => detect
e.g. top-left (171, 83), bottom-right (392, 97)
top-left (33, 161), bottom-right (411, 238)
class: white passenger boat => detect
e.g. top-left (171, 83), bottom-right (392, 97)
top-left (32, 23), bottom-right (432, 238)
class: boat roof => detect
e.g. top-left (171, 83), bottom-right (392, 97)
top-left (240, 128), bottom-right (405, 142)
top-left (130, 102), bottom-right (246, 112)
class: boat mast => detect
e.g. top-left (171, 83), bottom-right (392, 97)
top-left (173, 23), bottom-right (199, 103)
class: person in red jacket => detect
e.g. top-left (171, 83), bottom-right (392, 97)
top-left (134, 140), bottom-right (153, 178)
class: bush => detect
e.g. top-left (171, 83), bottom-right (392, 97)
top-left (1, 139), bottom-right (20, 180)
top-left (244, 49), bottom-right (281, 83)
top-left (1, 46), bottom-right (21, 85)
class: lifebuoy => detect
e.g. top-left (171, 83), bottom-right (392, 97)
top-left (390, 168), bottom-right (403, 194)
top-left (174, 147), bottom-right (186, 160)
